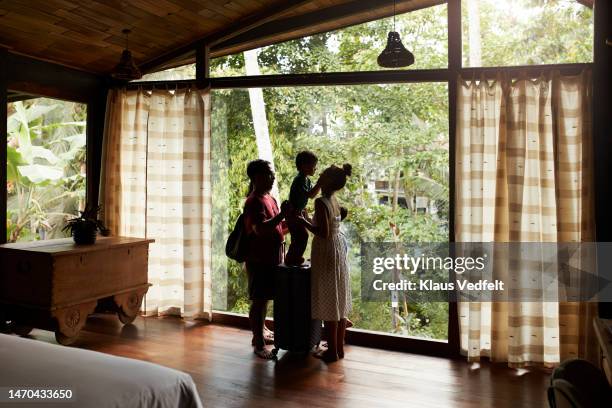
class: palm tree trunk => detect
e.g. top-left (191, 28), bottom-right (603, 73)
top-left (244, 49), bottom-right (279, 200)
top-left (467, 0), bottom-right (482, 67)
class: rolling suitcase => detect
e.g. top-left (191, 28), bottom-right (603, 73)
top-left (272, 263), bottom-right (321, 355)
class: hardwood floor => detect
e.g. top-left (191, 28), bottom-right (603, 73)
top-left (24, 314), bottom-right (550, 408)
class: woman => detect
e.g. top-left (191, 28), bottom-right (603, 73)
top-left (299, 163), bottom-right (352, 362)
top-left (243, 159), bottom-right (288, 359)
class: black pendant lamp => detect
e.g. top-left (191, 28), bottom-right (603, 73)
top-left (112, 29), bottom-right (142, 80)
top-left (377, 0), bottom-right (414, 68)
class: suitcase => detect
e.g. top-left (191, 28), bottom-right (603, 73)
top-left (272, 263), bottom-right (321, 355)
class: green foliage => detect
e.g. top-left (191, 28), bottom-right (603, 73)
top-left (6, 99), bottom-right (86, 243)
top-left (211, 86), bottom-right (450, 339)
top-left (165, 1), bottom-right (593, 339)
top-left (462, 0), bottom-right (593, 67)
top-left (207, 0), bottom-right (593, 340)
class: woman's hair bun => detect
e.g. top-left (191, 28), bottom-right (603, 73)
top-left (342, 163), bottom-right (352, 177)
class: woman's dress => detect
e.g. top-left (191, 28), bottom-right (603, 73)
top-left (310, 196), bottom-right (352, 321)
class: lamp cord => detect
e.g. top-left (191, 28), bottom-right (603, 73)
top-left (393, 0), bottom-right (396, 32)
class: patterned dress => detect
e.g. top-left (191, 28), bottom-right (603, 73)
top-left (311, 196), bottom-right (352, 321)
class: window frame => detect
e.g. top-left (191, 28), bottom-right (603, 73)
top-left (119, 0), bottom-right (595, 357)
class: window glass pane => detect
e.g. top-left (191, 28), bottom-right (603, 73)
top-left (212, 83), bottom-right (449, 341)
top-left (134, 64), bottom-right (196, 81)
top-left (6, 98), bottom-right (87, 243)
top-left (210, 3), bottom-right (448, 77)
top-left (462, 0), bottom-right (593, 67)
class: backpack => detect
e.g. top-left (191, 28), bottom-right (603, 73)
top-left (225, 213), bottom-right (248, 262)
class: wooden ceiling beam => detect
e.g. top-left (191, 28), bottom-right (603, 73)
top-left (210, 0), bottom-right (444, 56)
top-left (138, 0), bottom-right (311, 73)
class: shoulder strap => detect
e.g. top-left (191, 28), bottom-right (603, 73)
top-left (319, 196), bottom-right (337, 217)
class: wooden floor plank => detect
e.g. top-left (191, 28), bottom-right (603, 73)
top-left (21, 314), bottom-right (550, 408)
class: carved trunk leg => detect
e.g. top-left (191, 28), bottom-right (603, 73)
top-left (52, 301), bottom-right (96, 346)
top-left (114, 287), bottom-right (148, 325)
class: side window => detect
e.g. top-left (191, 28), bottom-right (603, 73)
top-left (6, 97), bottom-right (87, 242)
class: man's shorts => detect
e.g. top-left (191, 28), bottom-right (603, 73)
top-left (245, 262), bottom-right (276, 300)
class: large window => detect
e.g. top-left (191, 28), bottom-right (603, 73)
top-left (119, 0), bottom-right (597, 349)
top-left (211, 83), bottom-right (449, 340)
top-left (6, 98), bottom-right (86, 243)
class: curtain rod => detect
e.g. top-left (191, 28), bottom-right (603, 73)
top-left (121, 79), bottom-right (210, 91)
top-left (114, 63), bottom-right (592, 90)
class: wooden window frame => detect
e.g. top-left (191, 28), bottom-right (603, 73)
top-left (121, 0), bottom-right (601, 357)
top-left (1, 52), bottom-right (106, 245)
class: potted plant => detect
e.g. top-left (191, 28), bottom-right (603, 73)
top-left (62, 204), bottom-right (109, 245)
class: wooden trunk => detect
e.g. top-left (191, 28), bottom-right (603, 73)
top-left (0, 236), bottom-right (153, 345)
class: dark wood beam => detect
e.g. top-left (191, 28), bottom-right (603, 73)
top-left (124, 69), bottom-right (448, 90)
top-left (6, 53), bottom-right (104, 104)
top-left (206, 1), bottom-right (312, 47)
top-left (122, 62), bottom-right (591, 91)
top-left (211, 0), bottom-right (445, 56)
top-left (86, 86), bottom-right (108, 210)
top-left (124, 79), bottom-right (211, 91)
top-left (210, 69), bottom-right (450, 88)
top-left (0, 48), bottom-right (7, 244)
top-left (138, 0), bottom-right (311, 74)
top-left (195, 42), bottom-right (210, 81)
top-left (447, 0), bottom-right (461, 358)
top-left (593, 0), bottom-right (612, 317)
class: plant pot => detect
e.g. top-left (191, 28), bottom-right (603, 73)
top-left (72, 223), bottom-right (97, 245)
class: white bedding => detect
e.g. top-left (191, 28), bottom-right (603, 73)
top-left (0, 334), bottom-right (203, 408)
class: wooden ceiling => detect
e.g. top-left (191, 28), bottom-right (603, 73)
top-left (0, 0), bottom-right (443, 75)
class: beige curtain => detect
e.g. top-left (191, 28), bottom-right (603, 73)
top-left (456, 70), bottom-right (596, 367)
top-left (100, 87), bottom-right (212, 320)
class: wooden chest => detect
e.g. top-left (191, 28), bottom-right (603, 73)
top-left (0, 236), bottom-right (153, 345)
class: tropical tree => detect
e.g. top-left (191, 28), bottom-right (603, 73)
top-left (6, 99), bottom-right (86, 242)
top-left (206, 0), bottom-right (592, 338)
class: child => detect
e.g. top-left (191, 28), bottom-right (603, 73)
top-left (285, 151), bottom-right (321, 266)
top-left (299, 163), bottom-right (353, 362)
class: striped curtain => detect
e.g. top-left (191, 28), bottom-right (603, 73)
top-left (100, 87), bottom-right (212, 320)
top-left (455, 70), bottom-right (596, 367)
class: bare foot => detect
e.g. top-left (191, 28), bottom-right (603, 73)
top-left (254, 347), bottom-right (276, 360)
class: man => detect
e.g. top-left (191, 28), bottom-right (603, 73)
top-left (243, 159), bottom-right (288, 359)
